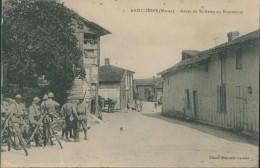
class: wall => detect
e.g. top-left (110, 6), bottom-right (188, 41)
top-left (156, 88), bottom-right (163, 101)
top-left (99, 83), bottom-right (121, 109)
top-left (120, 71), bottom-right (134, 110)
top-left (70, 23), bottom-right (100, 101)
top-left (136, 85), bottom-right (153, 101)
top-left (162, 42), bottom-right (259, 136)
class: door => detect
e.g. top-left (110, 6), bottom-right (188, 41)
top-left (145, 88), bottom-right (150, 101)
top-left (193, 91), bottom-right (198, 117)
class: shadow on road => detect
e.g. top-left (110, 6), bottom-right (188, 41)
top-left (142, 112), bottom-right (258, 146)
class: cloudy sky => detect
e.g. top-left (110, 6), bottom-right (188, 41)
top-left (62, 0), bottom-right (258, 79)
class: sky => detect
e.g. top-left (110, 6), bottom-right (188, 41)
top-left (62, 0), bottom-right (259, 79)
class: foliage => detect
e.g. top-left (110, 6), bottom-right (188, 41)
top-left (20, 86), bottom-right (43, 107)
top-left (2, 0), bottom-right (85, 103)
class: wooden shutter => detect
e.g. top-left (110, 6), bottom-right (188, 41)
top-left (217, 86), bottom-right (221, 112)
top-left (184, 89), bottom-right (190, 110)
top-left (221, 85), bottom-right (226, 112)
top-left (184, 89), bottom-right (187, 109)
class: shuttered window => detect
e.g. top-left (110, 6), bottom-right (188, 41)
top-left (217, 85), bottom-right (226, 113)
top-left (185, 89), bottom-right (190, 110)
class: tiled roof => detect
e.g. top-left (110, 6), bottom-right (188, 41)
top-left (200, 29), bottom-right (259, 55)
top-left (76, 15), bottom-right (111, 36)
top-left (154, 81), bottom-right (164, 89)
top-left (182, 50), bottom-right (200, 60)
top-left (158, 54), bottom-right (210, 75)
top-left (65, 4), bottom-right (111, 36)
top-left (158, 29), bottom-right (260, 76)
top-left (135, 77), bottom-right (163, 86)
top-left (99, 65), bottom-right (134, 82)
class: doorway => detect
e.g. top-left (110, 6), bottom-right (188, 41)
top-left (193, 91), bottom-right (198, 117)
top-left (145, 88), bottom-right (150, 101)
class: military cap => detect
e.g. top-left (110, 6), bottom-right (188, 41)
top-left (33, 97), bottom-right (40, 103)
top-left (48, 92), bottom-right (54, 98)
top-left (43, 94), bottom-right (48, 100)
top-left (15, 94), bottom-right (22, 99)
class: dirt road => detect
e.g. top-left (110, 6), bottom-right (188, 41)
top-left (1, 103), bottom-right (258, 167)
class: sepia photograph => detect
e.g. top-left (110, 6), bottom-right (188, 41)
top-left (0, 0), bottom-right (259, 167)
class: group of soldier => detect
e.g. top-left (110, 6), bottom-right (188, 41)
top-left (1, 92), bottom-right (89, 152)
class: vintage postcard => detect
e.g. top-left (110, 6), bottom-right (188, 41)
top-left (1, 0), bottom-right (259, 167)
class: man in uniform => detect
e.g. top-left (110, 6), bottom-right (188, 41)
top-left (41, 92), bottom-right (60, 146)
top-left (40, 94), bottom-right (48, 114)
top-left (140, 99), bottom-right (143, 111)
top-left (28, 97), bottom-right (42, 147)
top-left (7, 94), bottom-right (29, 150)
top-left (90, 97), bottom-right (95, 114)
top-left (1, 94), bottom-right (9, 152)
top-left (60, 96), bottom-right (78, 142)
top-left (76, 98), bottom-right (89, 141)
top-left (41, 92), bottom-right (59, 118)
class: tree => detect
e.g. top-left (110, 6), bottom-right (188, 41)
top-left (2, 0), bottom-right (85, 103)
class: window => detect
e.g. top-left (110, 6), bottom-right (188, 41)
top-left (217, 85), bottom-right (226, 113)
top-left (185, 89), bottom-right (190, 110)
top-left (236, 48), bottom-right (242, 70)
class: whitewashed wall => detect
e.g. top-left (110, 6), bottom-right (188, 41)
top-left (99, 83), bottom-right (120, 109)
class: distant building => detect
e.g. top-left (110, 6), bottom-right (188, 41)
top-left (158, 30), bottom-right (259, 137)
top-left (99, 58), bottom-right (135, 110)
top-left (135, 77), bottom-right (163, 102)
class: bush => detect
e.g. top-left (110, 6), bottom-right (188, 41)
top-left (20, 87), bottom-right (43, 107)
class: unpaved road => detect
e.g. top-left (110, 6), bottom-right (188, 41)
top-left (1, 103), bottom-right (258, 167)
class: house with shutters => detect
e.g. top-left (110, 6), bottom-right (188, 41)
top-left (158, 29), bottom-right (259, 138)
top-left (99, 58), bottom-right (134, 110)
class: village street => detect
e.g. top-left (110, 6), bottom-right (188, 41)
top-left (1, 102), bottom-right (258, 167)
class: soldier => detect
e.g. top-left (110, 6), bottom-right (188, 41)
top-left (41, 92), bottom-right (60, 146)
top-left (28, 97), bottom-right (42, 147)
top-left (140, 99), bottom-right (143, 111)
top-left (41, 92), bottom-right (59, 118)
top-left (60, 96), bottom-right (78, 142)
top-left (1, 94), bottom-right (9, 152)
top-left (76, 98), bottom-right (89, 141)
top-left (127, 100), bottom-right (131, 111)
top-left (90, 97), bottom-right (95, 114)
top-left (40, 94), bottom-right (48, 114)
top-left (7, 94), bottom-right (29, 150)
top-left (154, 102), bottom-right (157, 109)
top-left (136, 99), bottom-right (140, 112)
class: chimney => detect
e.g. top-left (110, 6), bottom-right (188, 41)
top-left (227, 31), bottom-right (240, 42)
top-left (105, 58), bottom-right (110, 66)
